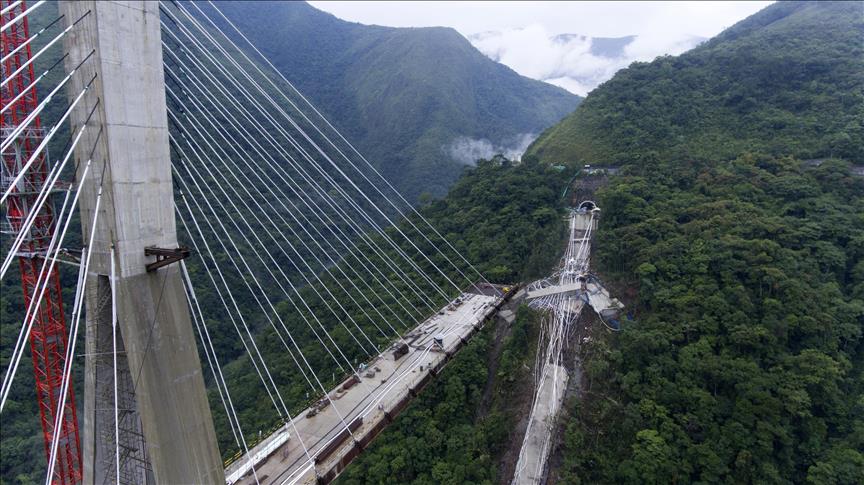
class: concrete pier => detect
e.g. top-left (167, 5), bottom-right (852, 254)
top-left (60, 2), bottom-right (224, 483)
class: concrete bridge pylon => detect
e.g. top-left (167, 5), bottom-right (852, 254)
top-left (60, 2), bottom-right (224, 483)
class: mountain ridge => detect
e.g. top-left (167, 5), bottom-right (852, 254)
top-left (208, 1), bottom-right (581, 201)
top-left (525, 0), bottom-right (864, 166)
top-left (524, 2), bottom-right (864, 483)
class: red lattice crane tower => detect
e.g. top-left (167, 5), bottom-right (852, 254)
top-left (1, 1), bottom-right (82, 483)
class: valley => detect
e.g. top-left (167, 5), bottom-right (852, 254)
top-left (1, 1), bottom-right (862, 484)
top-left (206, 1), bottom-right (581, 201)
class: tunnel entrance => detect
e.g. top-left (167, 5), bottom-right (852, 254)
top-left (578, 200), bottom-right (597, 211)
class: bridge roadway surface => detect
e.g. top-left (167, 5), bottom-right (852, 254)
top-left (227, 291), bottom-right (502, 485)
top-left (513, 363), bottom-right (570, 485)
top-left (513, 208), bottom-right (621, 484)
top-left (526, 281), bottom-right (619, 315)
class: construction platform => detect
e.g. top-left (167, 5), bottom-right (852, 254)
top-left (226, 289), bottom-right (507, 485)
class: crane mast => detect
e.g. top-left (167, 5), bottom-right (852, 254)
top-left (1, 1), bottom-right (82, 483)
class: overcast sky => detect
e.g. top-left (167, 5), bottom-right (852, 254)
top-left (308, 1), bottom-right (772, 39)
top-left (308, 1), bottom-right (773, 96)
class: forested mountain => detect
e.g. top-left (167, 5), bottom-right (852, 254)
top-left (338, 159), bottom-right (570, 484)
top-left (3, 2), bottom-right (862, 484)
top-left (526, 1), bottom-right (863, 166)
top-left (516, 2), bottom-right (864, 483)
top-left (209, 1), bottom-right (580, 201)
top-left (1, 3), bottom-right (576, 481)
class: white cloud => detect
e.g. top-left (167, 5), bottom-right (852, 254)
top-left (310, 1), bottom-right (773, 96)
top-left (310, 2), bottom-right (773, 40)
top-left (446, 133), bottom-right (537, 165)
top-left (469, 27), bottom-right (703, 96)
top-left (544, 77), bottom-right (595, 98)
top-left (623, 31), bottom-right (703, 61)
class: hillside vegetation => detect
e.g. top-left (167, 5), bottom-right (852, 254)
top-left (527, 1), bottom-right (863, 166)
top-left (210, 1), bottom-right (580, 200)
top-left (1, 3), bottom-right (575, 481)
top-left (198, 157), bottom-right (569, 460)
top-left (523, 2), bottom-right (864, 483)
top-left (336, 158), bottom-right (569, 484)
top-left (339, 306), bottom-right (541, 485)
top-left (4, 2), bottom-right (862, 483)
top-left (562, 155), bottom-right (864, 484)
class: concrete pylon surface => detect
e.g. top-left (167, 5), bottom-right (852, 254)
top-left (59, 2), bottom-right (224, 483)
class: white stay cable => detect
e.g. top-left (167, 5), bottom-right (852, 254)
top-left (162, 61), bottom-right (433, 321)
top-left (181, 261), bottom-right (261, 485)
top-left (43, 241), bottom-right (87, 484)
top-left (0, 48), bottom-right (95, 153)
top-left (1, 147), bottom-right (68, 278)
top-left (168, 132), bottom-right (374, 369)
top-left (352, 290), bottom-right (490, 423)
top-left (175, 204), bottom-right (295, 427)
top-left (0, 0), bottom-right (43, 32)
top-left (158, 21), bottom-right (439, 309)
top-left (175, 197), bottom-right (316, 466)
top-left (1, 105), bottom-right (97, 280)
top-left (1, 6), bottom-right (86, 89)
top-left (172, 170), bottom-right (324, 391)
top-left (160, 68), bottom-right (427, 338)
top-left (110, 245), bottom-right (120, 485)
top-left (0, 12), bottom-right (63, 65)
top-left (170, 135), bottom-right (394, 355)
top-left (174, 157), bottom-right (378, 420)
top-left (0, 1), bottom-right (23, 16)
top-left (514, 212), bottom-right (591, 483)
top-left (165, 79), bottom-right (400, 341)
top-left (0, 51), bottom-right (69, 117)
top-left (169, 126), bottom-right (375, 364)
top-left (172, 167), bottom-right (366, 449)
top-left (0, 181), bottom-right (69, 402)
top-left (165, 97), bottom-right (387, 350)
top-left (172, 143), bottom-right (376, 399)
top-left (162, 66), bottom-right (412, 333)
top-left (157, 38), bottom-right (436, 321)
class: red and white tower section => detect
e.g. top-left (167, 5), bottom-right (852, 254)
top-left (1, 1), bottom-right (82, 483)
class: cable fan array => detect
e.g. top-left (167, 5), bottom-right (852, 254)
top-left (2, 1), bottom-right (493, 483)
top-left (159, 0), bottom-right (491, 481)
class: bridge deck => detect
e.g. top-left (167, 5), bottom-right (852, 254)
top-left (512, 363), bottom-right (570, 485)
top-left (526, 282), bottom-right (622, 314)
top-left (227, 292), bottom-right (503, 485)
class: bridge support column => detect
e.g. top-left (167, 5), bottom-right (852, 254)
top-left (60, 2), bottom-right (224, 483)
